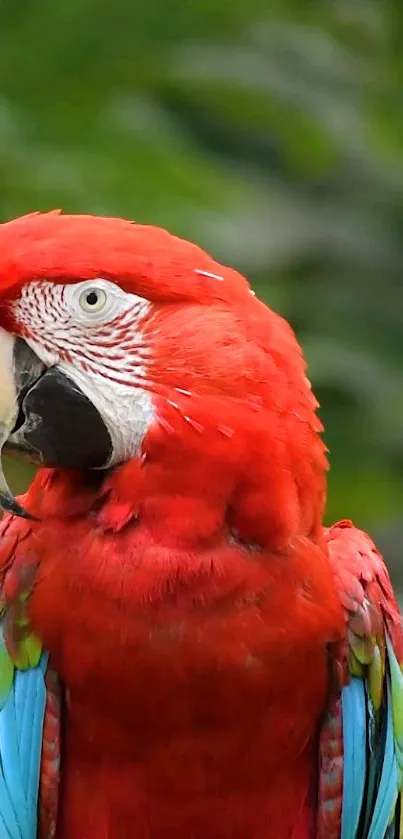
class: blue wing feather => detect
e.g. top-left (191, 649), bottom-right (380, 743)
top-left (340, 666), bottom-right (401, 839)
top-left (26, 664), bottom-right (47, 833)
top-left (15, 665), bottom-right (34, 795)
top-left (366, 677), bottom-right (399, 839)
top-left (0, 687), bottom-right (30, 836)
top-left (320, 521), bottom-right (403, 839)
top-left (0, 651), bottom-right (48, 839)
top-left (341, 677), bottom-right (367, 839)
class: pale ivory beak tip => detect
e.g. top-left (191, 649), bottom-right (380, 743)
top-left (0, 332), bottom-right (38, 520)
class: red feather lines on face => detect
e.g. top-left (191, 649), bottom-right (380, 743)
top-left (12, 280), bottom-right (151, 390)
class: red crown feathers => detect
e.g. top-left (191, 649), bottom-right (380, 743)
top-left (0, 211), bottom-right (251, 306)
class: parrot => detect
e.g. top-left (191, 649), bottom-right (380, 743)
top-left (0, 210), bottom-right (400, 839)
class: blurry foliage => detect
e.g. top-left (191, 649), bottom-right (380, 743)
top-left (1, 0), bottom-right (403, 577)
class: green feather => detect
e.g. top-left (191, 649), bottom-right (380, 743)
top-left (350, 634), bottom-right (375, 666)
top-left (369, 642), bottom-right (383, 712)
top-left (0, 642), bottom-right (14, 708)
top-left (386, 634), bottom-right (403, 779)
top-left (349, 650), bottom-right (365, 678)
top-left (13, 633), bottom-right (42, 671)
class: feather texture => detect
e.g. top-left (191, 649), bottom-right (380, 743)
top-left (0, 651), bottom-right (47, 839)
top-left (318, 521), bottom-right (403, 839)
top-left (340, 678), bottom-right (367, 838)
top-left (0, 214), bottom-right (400, 839)
top-left (0, 512), bottom-right (60, 839)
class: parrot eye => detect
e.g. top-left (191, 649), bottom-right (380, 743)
top-left (79, 287), bottom-right (108, 314)
top-left (65, 278), bottom-right (148, 327)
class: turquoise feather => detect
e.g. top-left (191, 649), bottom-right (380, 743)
top-left (367, 677), bottom-right (399, 839)
top-left (0, 692), bottom-right (30, 835)
top-left (0, 649), bottom-right (48, 839)
top-left (341, 677), bottom-right (367, 839)
top-left (340, 636), bottom-right (403, 837)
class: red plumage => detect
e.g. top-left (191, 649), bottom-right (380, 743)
top-left (0, 469), bottom-right (343, 839)
top-left (0, 212), bottom-right (399, 838)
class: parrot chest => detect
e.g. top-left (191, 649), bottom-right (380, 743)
top-left (55, 621), bottom-right (326, 839)
top-left (27, 525), bottom-right (343, 838)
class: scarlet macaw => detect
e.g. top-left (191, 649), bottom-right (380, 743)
top-left (0, 211), bottom-right (400, 839)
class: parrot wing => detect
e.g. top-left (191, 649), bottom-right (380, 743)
top-left (317, 520), bottom-right (403, 839)
top-left (0, 511), bottom-right (60, 839)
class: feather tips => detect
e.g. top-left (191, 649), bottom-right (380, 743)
top-left (340, 677), bottom-right (367, 839)
top-left (0, 614), bottom-right (59, 839)
top-left (0, 649), bottom-right (48, 839)
top-left (318, 521), bottom-right (403, 839)
top-left (0, 511), bottom-right (60, 839)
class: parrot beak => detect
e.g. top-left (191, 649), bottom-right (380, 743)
top-left (0, 330), bottom-right (45, 519)
top-left (0, 330), bottom-right (113, 519)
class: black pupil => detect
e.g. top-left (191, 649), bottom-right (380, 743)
top-left (86, 291), bottom-right (99, 306)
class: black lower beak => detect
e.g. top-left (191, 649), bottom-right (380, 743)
top-left (0, 337), bottom-right (113, 518)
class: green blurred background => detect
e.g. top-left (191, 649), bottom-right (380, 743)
top-left (1, 0), bottom-right (403, 585)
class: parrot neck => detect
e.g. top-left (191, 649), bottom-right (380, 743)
top-left (26, 452), bottom-right (325, 553)
top-left (23, 364), bottom-right (329, 553)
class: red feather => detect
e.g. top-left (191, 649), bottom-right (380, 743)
top-left (0, 213), bottom-right (398, 838)
top-left (0, 463), bottom-right (344, 839)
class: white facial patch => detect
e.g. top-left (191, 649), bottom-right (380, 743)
top-left (12, 279), bottom-right (154, 465)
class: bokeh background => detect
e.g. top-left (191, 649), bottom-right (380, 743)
top-left (1, 0), bottom-right (403, 587)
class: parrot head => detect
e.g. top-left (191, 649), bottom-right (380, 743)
top-left (0, 211), bottom-right (326, 548)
